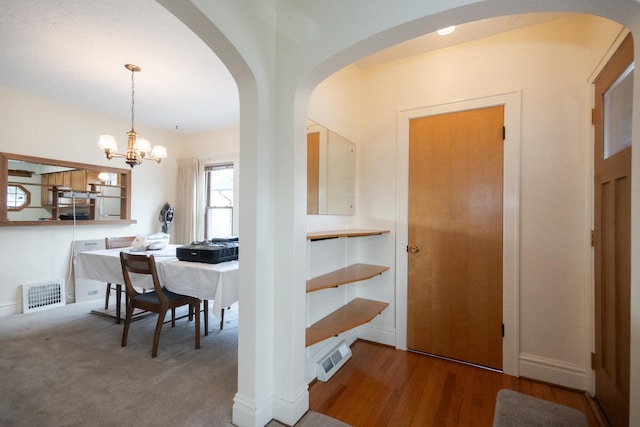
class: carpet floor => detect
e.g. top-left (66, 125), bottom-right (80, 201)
top-left (493, 389), bottom-right (589, 427)
top-left (0, 300), bottom-right (346, 427)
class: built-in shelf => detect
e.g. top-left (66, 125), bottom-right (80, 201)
top-left (306, 229), bottom-right (390, 241)
top-left (306, 298), bottom-right (389, 347)
top-left (306, 228), bottom-right (391, 347)
top-left (307, 263), bottom-right (389, 293)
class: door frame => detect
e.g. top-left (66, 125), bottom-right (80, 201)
top-left (395, 91), bottom-right (522, 377)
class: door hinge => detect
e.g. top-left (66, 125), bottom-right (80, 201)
top-left (591, 230), bottom-right (595, 247)
top-left (502, 323), bottom-right (505, 337)
top-left (502, 126), bottom-right (506, 140)
top-left (591, 352), bottom-right (596, 369)
top-left (591, 108), bottom-right (598, 125)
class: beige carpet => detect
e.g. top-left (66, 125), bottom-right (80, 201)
top-left (493, 389), bottom-right (588, 427)
top-left (0, 301), bottom-right (347, 427)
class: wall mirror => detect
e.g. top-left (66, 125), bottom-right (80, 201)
top-left (307, 120), bottom-right (356, 215)
top-left (0, 152), bottom-right (134, 226)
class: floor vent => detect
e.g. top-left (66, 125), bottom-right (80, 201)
top-left (22, 279), bottom-right (66, 313)
top-left (316, 340), bottom-right (352, 382)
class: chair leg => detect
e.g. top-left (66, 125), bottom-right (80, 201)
top-left (121, 301), bottom-right (134, 347)
top-left (220, 308), bottom-right (225, 330)
top-left (105, 283), bottom-right (111, 309)
top-left (171, 307), bottom-right (176, 327)
top-left (194, 301), bottom-right (200, 350)
top-left (152, 308), bottom-right (167, 358)
top-left (204, 300), bottom-right (209, 337)
top-left (115, 284), bottom-right (122, 324)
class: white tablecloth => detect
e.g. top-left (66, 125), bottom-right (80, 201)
top-left (74, 244), bottom-right (239, 317)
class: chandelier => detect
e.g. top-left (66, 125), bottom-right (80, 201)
top-left (98, 64), bottom-right (167, 168)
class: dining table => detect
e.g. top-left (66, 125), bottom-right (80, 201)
top-left (74, 244), bottom-right (239, 333)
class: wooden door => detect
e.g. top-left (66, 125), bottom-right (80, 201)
top-left (593, 33), bottom-right (632, 427)
top-left (407, 106), bottom-right (504, 370)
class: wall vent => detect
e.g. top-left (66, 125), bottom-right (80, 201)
top-left (22, 279), bottom-right (66, 313)
top-left (316, 340), bottom-right (352, 382)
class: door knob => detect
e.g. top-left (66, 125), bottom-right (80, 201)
top-left (409, 246), bottom-right (420, 253)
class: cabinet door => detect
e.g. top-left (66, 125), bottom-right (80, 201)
top-left (63, 171), bottom-right (72, 187)
top-left (41, 174), bottom-right (54, 206)
top-left (86, 170), bottom-right (101, 186)
top-left (71, 170), bottom-right (86, 191)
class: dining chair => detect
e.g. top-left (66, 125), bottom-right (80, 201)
top-left (119, 252), bottom-right (200, 358)
top-left (104, 236), bottom-right (136, 323)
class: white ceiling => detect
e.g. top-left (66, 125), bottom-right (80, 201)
top-left (0, 0), bottom-right (239, 134)
top-left (0, 0), bottom-right (569, 135)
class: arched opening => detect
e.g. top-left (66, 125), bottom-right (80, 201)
top-left (305, 12), bottom-right (632, 426)
top-left (159, 2), bottom-right (640, 426)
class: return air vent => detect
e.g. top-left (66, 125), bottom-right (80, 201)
top-left (316, 340), bottom-right (352, 382)
top-left (22, 279), bottom-right (65, 313)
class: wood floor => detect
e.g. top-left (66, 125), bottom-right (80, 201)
top-left (309, 340), bottom-right (601, 427)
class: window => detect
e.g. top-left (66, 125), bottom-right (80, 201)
top-left (204, 163), bottom-right (234, 239)
top-left (604, 62), bottom-right (634, 159)
top-left (7, 184), bottom-right (30, 211)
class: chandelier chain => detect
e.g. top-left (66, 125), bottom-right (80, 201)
top-left (130, 68), bottom-right (136, 132)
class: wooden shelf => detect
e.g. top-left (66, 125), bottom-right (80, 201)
top-left (307, 263), bottom-right (389, 293)
top-left (306, 298), bottom-right (389, 346)
top-left (307, 229), bottom-right (390, 241)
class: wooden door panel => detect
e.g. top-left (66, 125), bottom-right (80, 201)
top-left (593, 33), bottom-right (632, 427)
top-left (407, 106), bottom-right (504, 370)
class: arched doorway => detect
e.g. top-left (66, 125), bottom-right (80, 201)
top-left (167, 2), bottom-right (640, 426)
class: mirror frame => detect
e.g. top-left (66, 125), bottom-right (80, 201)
top-left (0, 152), bottom-right (135, 226)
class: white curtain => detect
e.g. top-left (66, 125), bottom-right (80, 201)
top-left (173, 159), bottom-right (199, 244)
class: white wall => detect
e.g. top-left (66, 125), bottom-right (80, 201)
top-left (356, 15), bottom-right (622, 389)
top-left (180, 126), bottom-right (240, 159)
top-left (0, 86), bottom-right (182, 313)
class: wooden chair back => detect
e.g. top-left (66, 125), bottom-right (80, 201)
top-left (119, 252), bottom-right (164, 300)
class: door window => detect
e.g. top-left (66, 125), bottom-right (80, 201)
top-left (604, 62), bottom-right (634, 159)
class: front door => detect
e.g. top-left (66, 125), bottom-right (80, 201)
top-left (593, 33), bottom-right (632, 427)
top-left (407, 106), bottom-right (504, 370)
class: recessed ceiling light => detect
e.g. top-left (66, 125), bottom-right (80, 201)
top-left (437, 26), bottom-right (456, 36)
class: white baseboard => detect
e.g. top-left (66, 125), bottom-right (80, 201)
top-left (232, 393), bottom-right (272, 427)
top-left (272, 385), bottom-right (309, 426)
top-left (358, 323), bottom-right (395, 346)
top-left (0, 303), bottom-right (19, 317)
top-left (233, 388), bottom-right (308, 427)
top-left (519, 352), bottom-right (589, 390)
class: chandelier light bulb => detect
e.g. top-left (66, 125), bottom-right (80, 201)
top-left (98, 135), bottom-right (117, 152)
